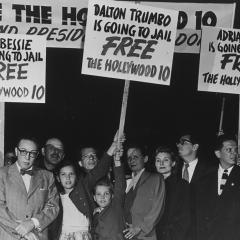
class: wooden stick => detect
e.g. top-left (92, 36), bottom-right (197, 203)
top-left (217, 96), bottom-right (225, 136)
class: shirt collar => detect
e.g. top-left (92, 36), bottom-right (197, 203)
top-left (218, 164), bottom-right (234, 175)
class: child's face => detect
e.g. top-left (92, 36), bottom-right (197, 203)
top-left (59, 165), bottom-right (77, 193)
top-left (94, 185), bottom-right (112, 208)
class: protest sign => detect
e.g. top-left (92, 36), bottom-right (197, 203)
top-left (140, 2), bottom-right (235, 53)
top-left (82, 0), bottom-right (178, 85)
top-left (0, 33), bottom-right (46, 103)
top-left (198, 26), bottom-right (240, 95)
top-left (0, 0), bottom-right (88, 48)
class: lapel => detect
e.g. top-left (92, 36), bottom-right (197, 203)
top-left (220, 165), bottom-right (239, 197)
top-left (135, 171), bottom-right (151, 190)
top-left (191, 159), bottom-right (204, 183)
top-left (27, 168), bottom-right (42, 198)
top-left (9, 163), bottom-right (28, 195)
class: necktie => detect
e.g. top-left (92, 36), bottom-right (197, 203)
top-left (20, 169), bottom-right (34, 176)
top-left (219, 169), bottom-right (228, 195)
top-left (182, 163), bottom-right (189, 182)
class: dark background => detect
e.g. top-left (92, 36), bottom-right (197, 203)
top-left (5, 0), bottom-right (240, 161)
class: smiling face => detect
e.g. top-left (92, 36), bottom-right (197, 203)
top-left (58, 165), bottom-right (77, 194)
top-left (127, 148), bottom-right (147, 175)
top-left (80, 147), bottom-right (98, 170)
top-left (15, 139), bottom-right (38, 170)
top-left (215, 140), bottom-right (237, 169)
top-left (94, 185), bottom-right (112, 208)
top-left (155, 152), bottom-right (175, 176)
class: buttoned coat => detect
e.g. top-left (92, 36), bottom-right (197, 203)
top-left (195, 165), bottom-right (240, 240)
top-left (0, 163), bottom-right (59, 240)
top-left (125, 171), bottom-right (165, 240)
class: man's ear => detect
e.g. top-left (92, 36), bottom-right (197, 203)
top-left (215, 150), bottom-right (220, 159)
top-left (193, 144), bottom-right (199, 151)
top-left (172, 161), bottom-right (176, 167)
top-left (79, 161), bottom-right (83, 167)
top-left (41, 147), bottom-right (45, 156)
top-left (144, 156), bottom-right (149, 163)
top-left (15, 147), bottom-right (18, 157)
top-left (93, 195), bottom-right (96, 202)
top-left (56, 175), bottom-right (60, 182)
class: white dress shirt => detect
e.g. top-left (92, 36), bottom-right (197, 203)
top-left (218, 165), bottom-right (233, 195)
top-left (126, 168), bottom-right (145, 193)
top-left (16, 162), bottom-right (40, 228)
top-left (16, 162), bottom-right (32, 192)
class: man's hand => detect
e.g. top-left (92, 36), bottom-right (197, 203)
top-left (107, 131), bottom-right (126, 156)
top-left (24, 232), bottom-right (39, 240)
top-left (123, 223), bottom-right (141, 239)
top-left (15, 220), bottom-right (35, 237)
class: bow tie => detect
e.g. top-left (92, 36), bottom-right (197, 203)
top-left (20, 169), bottom-right (34, 176)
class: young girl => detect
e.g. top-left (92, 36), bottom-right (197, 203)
top-left (55, 160), bottom-right (91, 240)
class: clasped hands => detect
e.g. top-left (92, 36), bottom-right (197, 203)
top-left (16, 220), bottom-right (39, 240)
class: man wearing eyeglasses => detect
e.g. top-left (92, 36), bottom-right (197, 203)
top-left (176, 132), bottom-right (216, 240)
top-left (195, 134), bottom-right (240, 240)
top-left (79, 147), bottom-right (99, 172)
top-left (0, 136), bottom-right (59, 240)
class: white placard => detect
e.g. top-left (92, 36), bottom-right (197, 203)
top-left (140, 2), bottom-right (235, 53)
top-left (198, 26), bottom-right (240, 94)
top-left (0, 33), bottom-right (46, 103)
top-left (0, 0), bottom-right (88, 48)
top-left (82, 0), bottom-right (178, 85)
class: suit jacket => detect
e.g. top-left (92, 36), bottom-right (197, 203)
top-left (156, 174), bottom-right (190, 240)
top-left (195, 165), bottom-right (240, 240)
top-left (0, 163), bottom-right (59, 240)
top-left (94, 165), bottom-right (126, 240)
top-left (176, 157), bottom-right (216, 240)
top-left (50, 152), bottom-right (112, 240)
top-left (124, 171), bottom-right (165, 240)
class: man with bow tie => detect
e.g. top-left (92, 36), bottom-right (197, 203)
top-left (0, 136), bottom-right (59, 240)
top-left (195, 134), bottom-right (240, 240)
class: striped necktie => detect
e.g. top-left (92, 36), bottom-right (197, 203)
top-left (219, 169), bottom-right (228, 195)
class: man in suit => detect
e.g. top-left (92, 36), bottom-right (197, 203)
top-left (123, 144), bottom-right (165, 240)
top-left (195, 134), bottom-right (240, 240)
top-left (176, 133), bottom-right (215, 184)
top-left (176, 133), bottom-right (216, 240)
top-left (0, 136), bottom-right (59, 240)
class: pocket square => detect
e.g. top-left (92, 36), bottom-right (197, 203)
top-left (39, 188), bottom-right (47, 191)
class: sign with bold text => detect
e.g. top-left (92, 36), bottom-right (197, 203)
top-left (0, 0), bottom-right (88, 48)
top-left (198, 27), bottom-right (240, 95)
top-left (140, 2), bottom-right (235, 53)
top-left (82, 0), bottom-right (178, 85)
top-left (0, 34), bottom-right (46, 103)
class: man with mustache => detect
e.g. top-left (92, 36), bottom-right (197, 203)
top-left (39, 138), bottom-right (65, 174)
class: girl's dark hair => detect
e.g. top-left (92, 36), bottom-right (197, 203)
top-left (56, 159), bottom-right (79, 194)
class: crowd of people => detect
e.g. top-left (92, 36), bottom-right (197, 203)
top-left (0, 131), bottom-right (239, 240)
